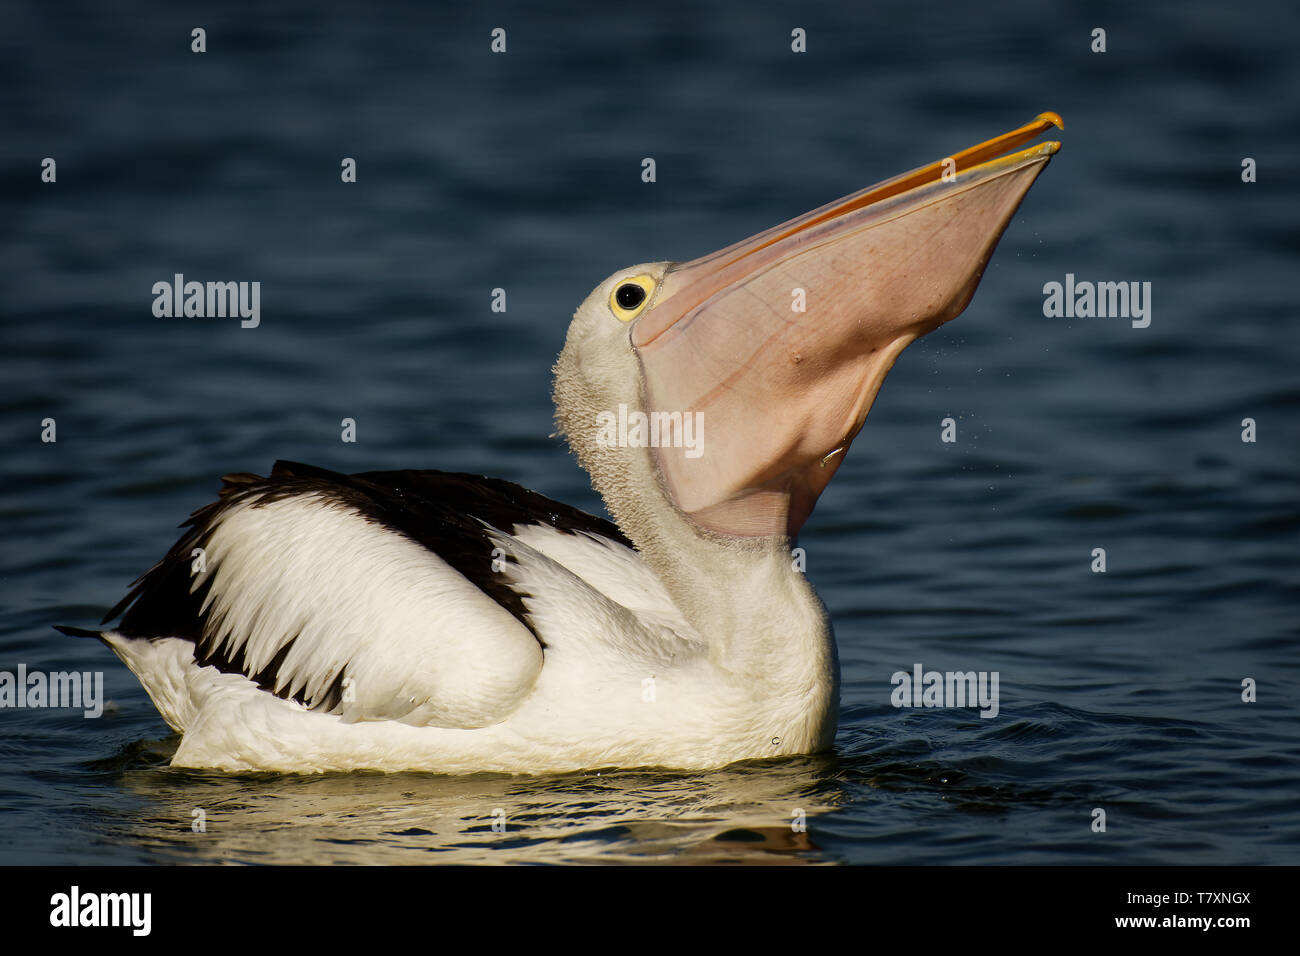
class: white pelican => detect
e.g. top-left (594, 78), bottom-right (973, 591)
top-left (64, 114), bottom-right (1062, 773)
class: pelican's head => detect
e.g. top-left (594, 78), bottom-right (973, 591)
top-left (555, 114), bottom-right (1062, 544)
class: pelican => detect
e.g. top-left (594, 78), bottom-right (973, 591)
top-left (63, 114), bottom-right (1062, 773)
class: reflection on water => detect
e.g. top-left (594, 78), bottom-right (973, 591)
top-left (96, 739), bottom-right (836, 865)
top-left (54, 697), bottom-right (1267, 865)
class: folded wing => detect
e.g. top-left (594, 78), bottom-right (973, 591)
top-left (104, 461), bottom-right (635, 728)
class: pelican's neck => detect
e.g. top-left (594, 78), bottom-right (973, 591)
top-left (588, 437), bottom-right (838, 702)
top-left (551, 329), bottom-right (838, 713)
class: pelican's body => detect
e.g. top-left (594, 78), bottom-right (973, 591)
top-left (98, 463), bottom-right (835, 772)
top-left (69, 115), bottom-right (1062, 773)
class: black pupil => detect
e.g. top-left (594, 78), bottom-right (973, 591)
top-left (616, 283), bottom-right (646, 310)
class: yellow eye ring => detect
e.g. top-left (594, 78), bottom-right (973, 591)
top-left (609, 275), bottom-right (656, 322)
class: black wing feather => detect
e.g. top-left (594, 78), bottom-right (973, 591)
top-left (96, 461), bottom-right (630, 710)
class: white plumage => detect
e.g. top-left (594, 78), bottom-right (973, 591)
top-left (103, 499), bottom-right (830, 774)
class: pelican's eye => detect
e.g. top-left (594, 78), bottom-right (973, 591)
top-left (616, 284), bottom-right (645, 309)
top-left (609, 275), bottom-right (655, 322)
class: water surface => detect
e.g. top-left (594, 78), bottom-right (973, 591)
top-left (2, 0), bottom-right (1297, 864)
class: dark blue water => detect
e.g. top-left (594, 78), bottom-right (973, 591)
top-left (2, 0), bottom-right (1297, 864)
